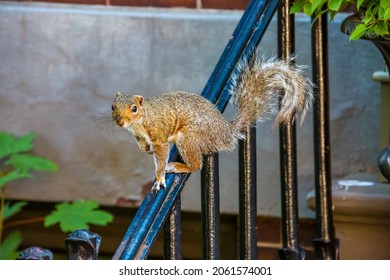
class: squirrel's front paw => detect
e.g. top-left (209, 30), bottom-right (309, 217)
top-left (151, 177), bottom-right (166, 192)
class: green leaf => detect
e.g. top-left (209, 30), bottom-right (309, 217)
top-left (5, 154), bottom-right (58, 173)
top-left (366, 8), bottom-right (373, 20)
top-left (0, 132), bottom-right (35, 159)
top-left (311, 0), bottom-right (324, 13)
top-left (303, 3), bottom-right (313, 16)
top-left (357, 0), bottom-right (365, 10)
top-left (385, 7), bottom-right (390, 19)
top-left (290, 0), bottom-right (306, 14)
top-left (378, 6), bottom-right (385, 19)
top-left (381, 0), bottom-right (390, 9)
top-left (328, 0), bottom-right (343, 11)
top-left (44, 200), bottom-right (113, 233)
top-left (350, 23), bottom-right (368, 40)
top-left (0, 170), bottom-right (32, 188)
top-left (3, 201), bottom-right (28, 220)
top-left (0, 231), bottom-right (23, 260)
top-left (0, 131), bottom-right (16, 159)
top-left (12, 132), bottom-right (35, 155)
top-left (374, 20), bottom-right (389, 35)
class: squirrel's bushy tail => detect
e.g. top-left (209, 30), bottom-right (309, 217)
top-left (230, 55), bottom-right (314, 138)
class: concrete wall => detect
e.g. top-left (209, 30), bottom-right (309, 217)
top-left (0, 2), bottom-right (382, 217)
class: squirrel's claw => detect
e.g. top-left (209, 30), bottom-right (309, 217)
top-left (151, 178), bottom-right (166, 193)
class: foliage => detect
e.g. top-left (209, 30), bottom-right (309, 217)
top-left (0, 231), bottom-right (22, 260)
top-left (291, 0), bottom-right (390, 40)
top-left (44, 200), bottom-right (113, 233)
top-left (0, 131), bottom-right (113, 259)
top-left (0, 131), bottom-right (58, 259)
top-left (0, 132), bottom-right (57, 187)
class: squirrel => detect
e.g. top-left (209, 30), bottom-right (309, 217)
top-left (112, 55), bottom-right (314, 192)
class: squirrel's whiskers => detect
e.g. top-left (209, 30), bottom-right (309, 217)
top-left (92, 111), bottom-right (117, 136)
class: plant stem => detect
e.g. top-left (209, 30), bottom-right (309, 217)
top-left (3, 216), bottom-right (45, 230)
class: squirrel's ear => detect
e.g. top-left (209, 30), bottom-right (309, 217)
top-left (134, 95), bottom-right (144, 106)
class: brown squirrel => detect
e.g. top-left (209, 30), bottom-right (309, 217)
top-left (112, 56), bottom-right (314, 192)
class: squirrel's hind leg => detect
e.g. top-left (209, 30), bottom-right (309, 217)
top-left (166, 161), bottom-right (200, 173)
top-left (166, 140), bottom-right (203, 174)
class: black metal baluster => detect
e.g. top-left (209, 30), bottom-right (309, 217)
top-left (201, 153), bottom-right (220, 259)
top-left (277, 0), bottom-right (304, 260)
top-left (65, 230), bottom-right (101, 260)
top-left (239, 126), bottom-right (257, 259)
top-left (200, 0), bottom-right (265, 259)
top-left (311, 12), bottom-right (339, 260)
top-left (200, 0), bottom-right (278, 260)
top-left (18, 247), bottom-right (53, 260)
top-left (163, 197), bottom-right (182, 260)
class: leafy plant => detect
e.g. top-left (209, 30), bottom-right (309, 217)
top-left (0, 131), bottom-right (113, 259)
top-left (44, 200), bottom-right (113, 233)
top-left (291, 0), bottom-right (390, 40)
top-left (0, 231), bottom-right (22, 260)
top-left (0, 131), bottom-right (57, 259)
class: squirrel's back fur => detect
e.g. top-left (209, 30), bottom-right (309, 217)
top-left (145, 92), bottom-right (235, 154)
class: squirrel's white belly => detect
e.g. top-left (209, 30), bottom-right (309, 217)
top-left (128, 126), bottom-right (153, 147)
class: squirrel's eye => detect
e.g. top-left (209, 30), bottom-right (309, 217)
top-left (111, 105), bottom-right (115, 112)
top-left (131, 106), bottom-right (137, 113)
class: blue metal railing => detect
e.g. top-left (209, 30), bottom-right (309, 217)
top-left (112, 0), bottom-right (279, 260)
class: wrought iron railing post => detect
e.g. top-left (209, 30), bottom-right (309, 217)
top-left (201, 153), bottom-right (220, 259)
top-left (277, 0), bottom-right (304, 260)
top-left (18, 247), bottom-right (53, 260)
top-left (311, 12), bottom-right (339, 260)
top-left (163, 197), bottom-right (182, 259)
top-left (239, 126), bottom-right (257, 259)
top-left (65, 229), bottom-right (101, 260)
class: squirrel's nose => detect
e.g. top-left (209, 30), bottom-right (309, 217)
top-left (113, 115), bottom-right (123, 126)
